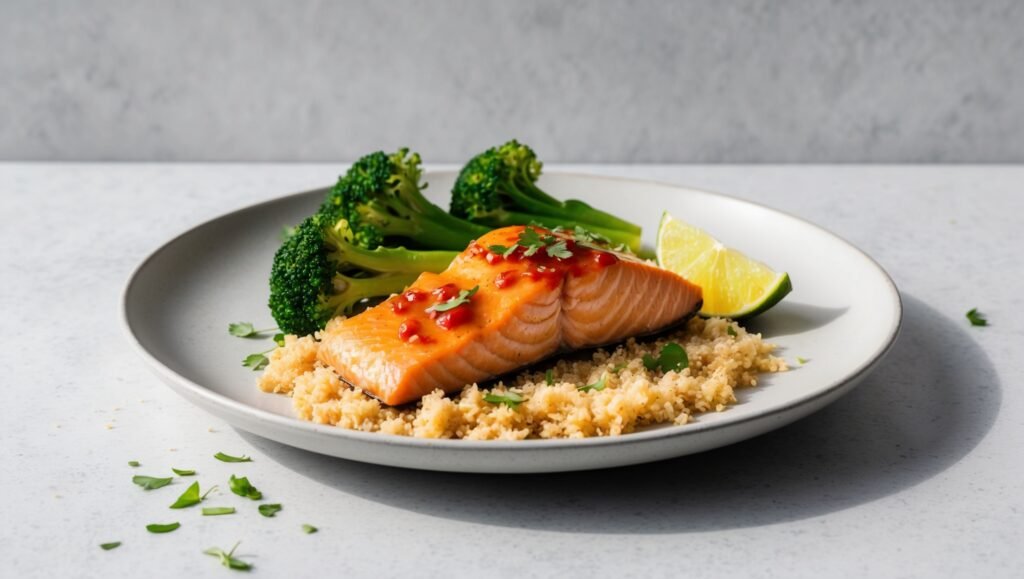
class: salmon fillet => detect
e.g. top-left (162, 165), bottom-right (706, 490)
top-left (318, 226), bottom-right (703, 405)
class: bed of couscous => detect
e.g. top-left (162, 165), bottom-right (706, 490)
top-left (257, 316), bottom-right (786, 440)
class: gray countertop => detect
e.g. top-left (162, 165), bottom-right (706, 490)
top-left (2, 164), bottom-right (1020, 578)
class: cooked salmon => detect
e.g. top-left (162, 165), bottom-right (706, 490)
top-left (318, 225), bottom-right (703, 405)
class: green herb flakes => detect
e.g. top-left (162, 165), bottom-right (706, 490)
top-left (483, 391), bottom-right (525, 409)
top-left (128, 461), bottom-right (140, 467)
top-left (99, 542), bottom-right (121, 551)
top-left (966, 308), bottom-right (988, 327)
top-left (578, 374), bottom-right (608, 393)
top-left (145, 522), bottom-right (180, 534)
top-left (242, 352), bottom-right (270, 371)
top-left (427, 286), bottom-right (479, 313)
top-left (215, 452), bottom-right (253, 463)
top-left (169, 481), bottom-right (216, 509)
top-left (642, 342), bottom-right (689, 373)
top-left (302, 524), bottom-right (318, 534)
top-left (727, 325), bottom-right (737, 337)
top-left (258, 503), bottom-right (283, 518)
top-left (228, 475), bottom-right (262, 500)
top-left (132, 475), bottom-right (173, 491)
top-left (545, 369), bottom-right (554, 385)
top-left (171, 468), bottom-right (195, 476)
top-left (202, 507), bottom-right (236, 516)
top-left (204, 542), bottom-right (252, 571)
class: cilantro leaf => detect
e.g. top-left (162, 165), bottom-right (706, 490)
top-left (545, 240), bottom-right (573, 259)
top-left (578, 374), bottom-right (608, 393)
top-left (202, 506), bottom-right (236, 516)
top-left (966, 308), bottom-right (988, 327)
top-left (145, 522), bottom-right (180, 534)
top-left (128, 460), bottom-right (140, 467)
top-left (427, 286), bottom-right (479, 313)
top-left (797, 357), bottom-right (809, 365)
top-left (258, 503), bottom-right (283, 518)
top-left (229, 475), bottom-right (262, 500)
top-left (171, 468), bottom-right (195, 476)
top-left (100, 542), bottom-right (121, 550)
top-left (727, 325), bottom-right (737, 337)
top-left (611, 363), bottom-right (626, 375)
top-left (204, 542), bottom-right (252, 571)
top-left (169, 481), bottom-right (216, 509)
top-left (242, 353), bottom-right (270, 371)
top-left (483, 391), bottom-right (525, 408)
top-left (132, 475), bottom-right (173, 491)
top-left (642, 343), bottom-right (689, 373)
top-left (302, 524), bottom-right (318, 534)
top-left (215, 452), bottom-right (253, 463)
top-left (229, 322), bottom-right (257, 337)
top-left (273, 333), bottom-right (286, 347)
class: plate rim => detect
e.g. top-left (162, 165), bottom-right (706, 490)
top-left (121, 171), bottom-right (903, 452)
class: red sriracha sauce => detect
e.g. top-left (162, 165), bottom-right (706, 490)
top-left (432, 283), bottom-right (460, 302)
top-left (434, 304), bottom-right (472, 330)
top-left (494, 270), bottom-right (518, 289)
top-left (398, 319), bottom-right (421, 341)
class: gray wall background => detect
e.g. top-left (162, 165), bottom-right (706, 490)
top-left (2, 0), bottom-right (1022, 163)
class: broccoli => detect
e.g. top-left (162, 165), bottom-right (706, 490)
top-left (268, 212), bottom-right (458, 336)
top-left (320, 148), bottom-right (491, 250)
top-left (449, 140), bottom-right (643, 253)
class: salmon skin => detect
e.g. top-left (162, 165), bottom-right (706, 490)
top-left (318, 225), bottom-right (703, 406)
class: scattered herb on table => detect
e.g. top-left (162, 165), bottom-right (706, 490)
top-left (132, 475), bottom-right (173, 491)
top-left (204, 541), bottom-right (252, 571)
top-left (229, 475), bottom-right (262, 500)
top-left (483, 391), bottom-right (525, 409)
top-left (578, 374), bottom-right (608, 393)
top-left (215, 452), bottom-right (253, 463)
top-left (202, 507), bottom-right (236, 516)
top-left (171, 468), bottom-right (195, 476)
top-left (145, 522), bottom-right (180, 534)
top-left (128, 461), bottom-right (140, 467)
top-left (169, 481), bottom-right (217, 509)
top-left (99, 542), bottom-right (121, 551)
top-left (643, 342), bottom-right (689, 373)
top-left (302, 524), bottom-right (318, 534)
top-left (258, 503), bottom-right (283, 518)
top-left (797, 357), bottom-right (809, 365)
top-left (966, 308), bottom-right (988, 327)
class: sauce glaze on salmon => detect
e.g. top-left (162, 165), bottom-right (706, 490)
top-left (318, 226), bottom-right (703, 405)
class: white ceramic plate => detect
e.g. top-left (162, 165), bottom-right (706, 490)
top-left (122, 172), bottom-right (901, 473)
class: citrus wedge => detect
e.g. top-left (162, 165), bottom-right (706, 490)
top-left (656, 212), bottom-right (791, 319)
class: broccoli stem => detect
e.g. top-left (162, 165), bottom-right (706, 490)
top-left (502, 181), bottom-right (642, 239)
top-left (473, 209), bottom-right (642, 253)
top-left (323, 272), bottom-right (419, 317)
top-left (336, 243), bottom-right (457, 274)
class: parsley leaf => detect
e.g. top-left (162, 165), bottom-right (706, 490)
top-left (258, 503), bottom-right (283, 518)
top-left (545, 239), bottom-right (573, 259)
top-left (203, 506), bottom-right (236, 516)
top-left (302, 524), bottom-right (318, 534)
top-left (483, 391), bottom-right (525, 408)
top-left (642, 343), bottom-right (689, 373)
top-left (229, 475), bottom-right (262, 500)
top-left (133, 475), bottom-right (173, 491)
top-left (229, 322), bottom-right (257, 337)
top-left (100, 542), bottom-right (121, 551)
top-left (966, 308), bottom-right (988, 327)
top-left (169, 481), bottom-right (217, 509)
top-left (578, 374), bottom-right (608, 393)
top-left (171, 467), bottom-right (195, 476)
top-left (215, 452), bottom-right (253, 463)
top-left (242, 352), bottom-right (270, 371)
top-left (128, 460), bottom-right (140, 467)
top-left (204, 542), bottom-right (252, 571)
top-left (145, 522), bottom-right (180, 534)
top-left (427, 286), bottom-right (479, 313)
top-left (545, 369), bottom-right (554, 386)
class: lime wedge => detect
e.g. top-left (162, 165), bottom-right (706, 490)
top-left (656, 212), bottom-right (791, 319)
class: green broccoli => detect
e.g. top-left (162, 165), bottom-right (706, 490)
top-left (449, 140), bottom-right (643, 253)
top-left (268, 213), bottom-right (458, 336)
top-left (321, 148), bottom-right (491, 250)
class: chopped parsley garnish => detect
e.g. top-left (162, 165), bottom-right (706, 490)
top-left (578, 374), bottom-right (608, 393)
top-left (727, 325), bottom-right (737, 337)
top-left (611, 363), bottom-right (627, 375)
top-left (490, 227), bottom-right (576, 260)
top-left (427, 286), bottom-right (479, 313)
top-left (204, 542), bottom-right (252, 571)
top-left (545, 369), bottom-right (554, 385)
top-left (171, 468), bottom-right (195, 476)
top-left (145, 522), bottom-right (180, 534)
top-left (202, 506), bottom-right (236, 516)
top-left (483, 391), bottom-right (525, 408)
top-left (966, 308), bottom-right (988, 327)
top-left (132, 475), bottom-right (173, 491)
top-left (169, 481), bottom-right (217, 509)
top-left (215, 452), bottom-right (253, 463)
top-left (571, 225), bottom-right (611, 248)
top-left (100, 542), bottom-right (121, 551)
top-left (302, 524), bottom-right (318, 534)
top-left (258, 503), bottom-right (283, 518)
top-left (643, 343), bottom-right (689, 373)
top-left (228, 475), bottom-right (262, 500)
top-left (128, 460), bottom-right (140, 467)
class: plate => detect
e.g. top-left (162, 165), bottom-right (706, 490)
top-left (122, 172), bottom-right (902, 473)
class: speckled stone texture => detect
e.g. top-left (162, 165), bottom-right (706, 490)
top-left (1, 0), bottom-right (1022, 162)
top-left (1, 164), bottom-right (1021, 578)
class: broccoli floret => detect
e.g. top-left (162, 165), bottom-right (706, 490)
top-left (321, 148), bottom-right (491, 251)
top-left (268, 213), bottom-right (458, 335)
top-left (450, 140), bottom-right (643, 253)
